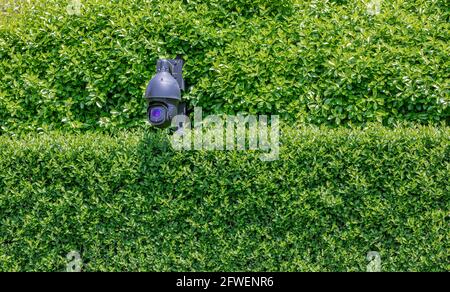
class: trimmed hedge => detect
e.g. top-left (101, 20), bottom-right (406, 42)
top-left (1, 0), bottom-right (449, 134)
top-left (0, 125), bottom-right (448, 271)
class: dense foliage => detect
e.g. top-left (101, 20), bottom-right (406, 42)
top-left (0, 0), bottom-right (449, 134)
top-left (0, 125), bottom-right (448, 271)
top-left (1, 0), bottom-right (448, 272)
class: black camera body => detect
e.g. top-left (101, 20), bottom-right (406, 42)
top-left (145, 58), bottom-right (186, 129)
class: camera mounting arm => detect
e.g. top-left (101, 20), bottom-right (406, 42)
top-left (156, 57), bottom-right (185, 91)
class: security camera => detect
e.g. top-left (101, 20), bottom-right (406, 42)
top-left (145, 57), bottom-right (187, 129)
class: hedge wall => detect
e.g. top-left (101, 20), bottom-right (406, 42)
top-left (0, 125), bottom-right (448, 271)
top-left (1, 0), bottom-right (449, 134)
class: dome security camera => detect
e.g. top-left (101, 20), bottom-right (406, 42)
top-left (145, 57), bottom-right (186, 129)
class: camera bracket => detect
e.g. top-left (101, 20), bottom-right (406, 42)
top-left (156, 56), bottom-right (185, 91)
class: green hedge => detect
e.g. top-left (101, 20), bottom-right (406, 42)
top-left (0, 125), bottom-right (448, 271)
top-left (1, 0), bottom-right (449, 134)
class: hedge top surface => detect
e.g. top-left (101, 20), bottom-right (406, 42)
top-left (1, 0), bottom-right (449, 134)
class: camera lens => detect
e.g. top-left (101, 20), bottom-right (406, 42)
top-left (149, 106), bottom-right (167, 124)
top-left (151, 108), bottom-right (162, 118)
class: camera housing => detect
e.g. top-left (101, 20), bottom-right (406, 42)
top-left (145, 58), bottom-right (186, 129)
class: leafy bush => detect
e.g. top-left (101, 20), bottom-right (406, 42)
top-left (0, 0), bottom-right (449, 134)
top-left (0, 125), bottom-right (448, 271)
